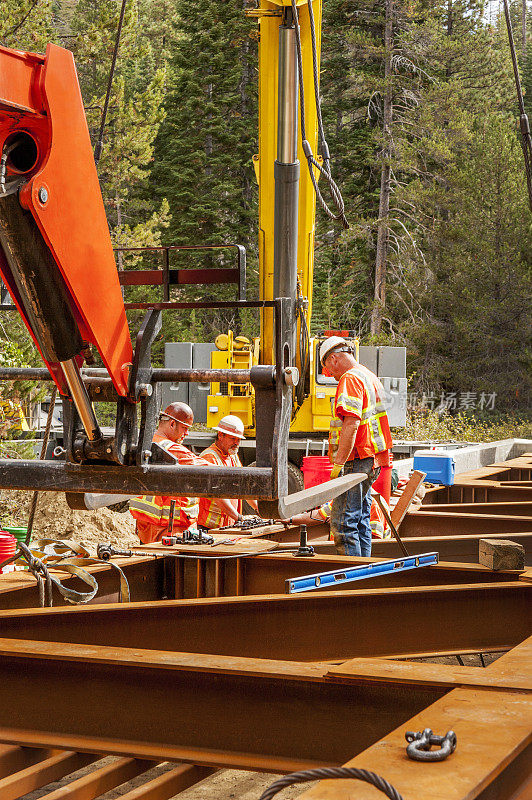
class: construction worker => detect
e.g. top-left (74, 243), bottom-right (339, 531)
top-left (284, 498), bottom-right (390, 539)
top-left (198, 415), bottom-right (262, 529)
top-left (129, 402), bottom-right (208, 543)
top-left (320, 336), bottom-right (393, 556)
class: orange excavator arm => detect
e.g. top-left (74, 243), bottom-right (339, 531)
top-left (0, 43), bottom-right (132, 405)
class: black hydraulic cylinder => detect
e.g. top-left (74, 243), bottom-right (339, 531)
top-left (0, 191), bottom-right (83, 363)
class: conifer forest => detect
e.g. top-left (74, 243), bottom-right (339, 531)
top-left (1, 0), bottom-right (531, 417)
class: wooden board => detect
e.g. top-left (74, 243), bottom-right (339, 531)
top-left (133, 536), bottom-right (281, 556)
top-left (390, 470), bottom-right (426, 528)
top-left (479, 538), bottom-right (525, 570)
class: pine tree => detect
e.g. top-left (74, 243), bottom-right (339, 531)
top-left (311, 0), bottom-right (377, 334)
top-left (0, 0), bottom-right (53, 51)
top-left (70, 0), bottom-right (169, 249)
top-left (150, 0), bottom-right (258, 342)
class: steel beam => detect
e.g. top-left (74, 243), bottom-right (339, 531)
top-left (207, 554), bottom-right (523, 599)
top-left (0, 557), bottom-right (166, 610)
top-left (399, 510), bottom-right (532, 537)
top-left (0, 640), bottom-right (446, 771)
top-left (0, 459), bottom-right (275, 498)
top-left (416, 501), bottom-right (532, 515)
top-left (0, 583), bottom-right (529, 660)
top-left (313, 533), bottom-right (532, 564)
top-left (424, 483), bottom-right (532, 504)
top-left (0, 550), bottom-right (524, 611)
top-left (298, 638), bottom-right (532, 800)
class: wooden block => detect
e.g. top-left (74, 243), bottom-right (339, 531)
top-left (479, 538), bottom-right (525, 571)
top-left (390, 470), bottom-right (426, 529)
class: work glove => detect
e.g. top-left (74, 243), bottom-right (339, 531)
top-left (330, 463), bottom-right (344, 479)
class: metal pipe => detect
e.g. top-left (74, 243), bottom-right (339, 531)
top-left (0, 366), bottom-right (258, 385)
top-left (0, 459), bottom-right (275, 498)
top-left (60, 358), bottom-right (101, 441)
top-left (277, 21), bottom-right (298, 164)
top-left (273, 11), bottom-right (300, 355)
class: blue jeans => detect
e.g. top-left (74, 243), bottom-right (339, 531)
top-left (330, 458), bottom-right (380, 557)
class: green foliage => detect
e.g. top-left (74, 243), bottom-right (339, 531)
top-left (0, 338), bottom-right (42, 446)
top-left (0, 0), bottom-right (54, 51)
top-left (0, 0), bottom-right (530, 414)
top-left (150, 0), bottom-right (259, 344)
top-left (317, 0), bottom-right (532, 408)
top-left (395, 407), bottom-right (532, 442)
top-left (71, 0), bottom-right (169, 246)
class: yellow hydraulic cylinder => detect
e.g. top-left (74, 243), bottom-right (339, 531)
top-left (254, 0), bottom-right (321, 368)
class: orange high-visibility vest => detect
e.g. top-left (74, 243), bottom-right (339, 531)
top-left (370, 498), bottom-right (391, 539)
top-left (333, 364), bottom-right (393, 460)
top-left (197, 443), bottom-right (242, 529)
top-left (129, 436), bottom-right (201, 531)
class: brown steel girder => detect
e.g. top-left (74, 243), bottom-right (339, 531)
top-left (0, 622), bottom-right (528, 795)
top-left (0, 583), bottom-right (529, 661)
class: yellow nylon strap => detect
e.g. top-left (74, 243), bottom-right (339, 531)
top-left (17, 540), bottom-right (130, 604)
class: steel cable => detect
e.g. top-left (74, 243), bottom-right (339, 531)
top-left (259, 766), bottom-right (404, 800)
top-left (290, 0), bottom-right (349, 228)
top-left (94, 0), bottom-right (128, 165)
top-left (502, 0), bottom-right (532, 212)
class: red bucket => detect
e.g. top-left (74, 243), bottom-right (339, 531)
top-left (302, 456), bottom-right (333, 489)
top-left (0, 531), bottom-right (17, 574)
top-left (373, 451), bottom-right (393, 505)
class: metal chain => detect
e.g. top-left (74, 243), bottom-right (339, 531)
top-left (290, 0), bottom-right (349, 228)
top-left (259, 766), bottom-right (404, 800)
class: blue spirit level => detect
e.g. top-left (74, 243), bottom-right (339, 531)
top-left (286, 552), bottom-right (439, 594)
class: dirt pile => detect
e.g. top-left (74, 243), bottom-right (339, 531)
top-left (0, 489), bottom-right (139, 554)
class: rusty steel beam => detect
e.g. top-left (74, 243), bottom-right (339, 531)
top-left (0, 639), bottom-right (447, 772)
top-left (313, 533), bottom-right (532, 564)
top-left (399, 510), bottom-right (532, 537)
top-left (416, 501), bottom-right (532, 515)
top-left (298, 638), bottom-right (532, 800)
top-left (0, 583), bottom-right (529, 661)
top-left (423, 483), bottom-right (532, 504)
top-left (187, 554), bottom-right (523, 599)
top-left (0, 557), bottom-right (166, 610)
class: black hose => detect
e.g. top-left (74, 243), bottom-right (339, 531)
top-left (290, 0), bottom-right (349, 228)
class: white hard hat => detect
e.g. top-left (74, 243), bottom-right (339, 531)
top-left (320, 336), bottom-right (351, 366)
top-left (214, 414), bottom-right (246, 439)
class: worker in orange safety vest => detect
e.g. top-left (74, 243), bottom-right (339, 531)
top-left (320, 336), bottom-right (393, 557)
top-left (197, 415), bottom-right (262, 529)
top-left (283, 497), bottom-right (390, 539)
top-left (129, 402), bottom-right (209, 543)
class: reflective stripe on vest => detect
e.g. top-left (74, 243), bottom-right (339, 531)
top-left (198, 445), bottom-right (241, 528)
top-left (337, 366), bottom-right (391, 456)
top-left (130, 438), bottom-right (197, 527)
top-left (370, 498), bottom-right (391, 539)
top-left (129, 495), bottom-right (169, 526)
